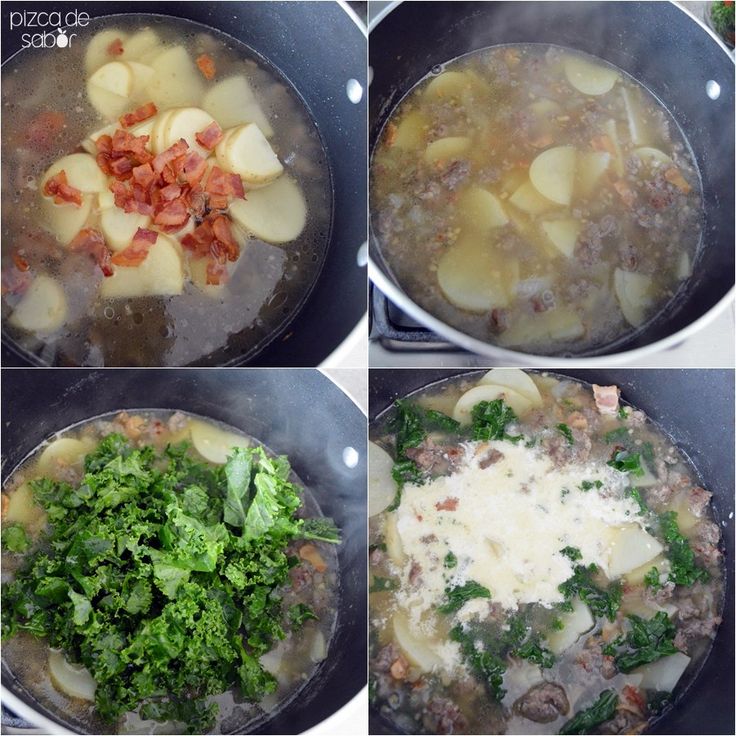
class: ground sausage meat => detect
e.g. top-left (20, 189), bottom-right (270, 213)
top-left (514, 682), bottom-right (570, 723)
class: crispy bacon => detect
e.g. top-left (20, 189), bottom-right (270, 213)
top-left (119, 102), bottom-right (158, 129)
top-left (43, 171), bottom-right (83, 206)
top-left (111, 129), bottom-right (153, 163)
top-left (132, 162), bottom-right (156, 190)
top-left (152, 139), bottom-right (189, 174)
top-left (206, 256), bottom-right (228, 285)
top-left (25, 111), bottom-right (66, 151)
top-left (435, 497), bottom-right (459, 512)
top-left (159, 183), bottom-right (183, 202)
top-left (111, 228), bottom-right (158, 267)
top-left (195, 121), bottom-right (223, 150)
top-left (107, 38), bottom-right (124, 56)
top-left (185, 186), bottom-right (207, 218)
top-left (196, 53), bottom-right (216, 80)
top-left (12, 253), bottom-right (30, 272)
top-left (153, 198), bottom-right (188, 227)
top-left (228, 173), bottom-right (245, 199)
top-left (109, 156), bottom-right (134, 178)
top-left (96, 134), bottom-right (113, 154)
top-left (211, 215), bottom-right (240, 261)
top-left (181, 220), bottom-right (215, 257)
top-left (68, 228), bottom-right (113, 277)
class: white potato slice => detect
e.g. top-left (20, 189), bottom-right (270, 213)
top-left (120, 29), bottom-right (160, 61)
top-left (541, 219), bottom-right (581, 258)
top-left (150, 109), bottom-right (177, 154)
top-left (478, 369), bottom-right (543, 407)
top-left (621, 86), bottom-right (652, 146)
top-left (100, 207), bottom-right (151, 252)
top-left (636, 652), bottom-right (691, 692)
top-left (392, 110), bottom-right (427, 150)
top-left (614, 268), bottom-right (653, 327)
top-left (452, 384), bottom-right (532, 424)
top-left (89, 61), bottom-right (133, 97)
top-left (202, 75), bottom-right (274, 137)
top-left (606, 525), bottom-right (663, 577)
top-left (9, 276), bottom-right (67, 334)
top-left (633, 146), bottom-right (673, 166)
top-left (40, 194), bottom-right (92, 245)
top-left (564, 56), bottom-right (619, 96)
top-left (38, 438), bottom-right (90, 477)
top-left (145, 45), bottom-right (204, 109)
top-left (425, 71), bottom-right (472, 99)
top-left (547, 598), bottom-right (594, 654)
top-left (229, 176), bottom-right (306, 244)
top-left (87, 82), bottom-right (130, 120)
top-left (384, 512), bottom-right (404, 565)
top-left (81, 122), bottom-right (117, 154)
top-left (42, 154), bottom-right (107, 194)
top-left (129, 115), bottom-right (156, 140)
top-left (163, 107), bottom-right (217, 158)
top-left (457, 187), bottom-right (509, 232)
top-left (369, 442), bottom-right (396, 517)
top-left (84, 30), bottom-right (127, 74)
top-left (216, 123), bottom-right (283, 187)
top-left (98, 191), bottom-right (115, 210)
top-left (187, 255), bottom-right (237, 298)
top-left (3, 483), bottom-right (46, 533)
top-left (496, 309), bottom-right (585, 348)
top-left (48, 651), bottom-right (96, 702)
top-left (509, 180), bottom-right (558, 215)
top-left (392, 613), bottom-right (443, 672)
top-left (125, 61), bottom-right (155, 100)
top-left (189, 419), bottom-right (250, 464)
top-left (624, 554), bottom-right (670, 586)
top-left (309, 629), bottom-right (327, 663)
top-left (529, 145), bottom-right (576, 206)
top-left (424, 136), bottom-right (471, 165)
top-left (528, 97), bottom-right (562, 120)
top-left (576, 151), bottom-right (611, 197)
top-left (676, 252), bottom-right (691, 281)
top-left (100, 236), bottom-right (184, 298)
top-left (437, 235), bottom-right (509, 313)
top-left (604, 119), bottom-right (625, 176)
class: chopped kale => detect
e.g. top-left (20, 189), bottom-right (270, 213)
top-left (288, 603), bottom-right (318, 629)
top-left (626, 487), bottom-right (649, 515)
top-left (579, 479), bottom-right (603, 492)
top-left (618, 405), bottom-right (629, 420)
top-left (450, 624), bottom-right (507, 700)
top-left (604, 427), bottom-right (630, 444)
top-left (559, 689), bottom-right (619, 735)
top-left (2, 524), bottom-right (30, 553)
top-left (370, 576), bottom-right (398, 593)
top-left (444, 551), bottom-right (458, 569)
top-left (644, 566), bottom-right (662, 591)
top-left (607, 449), bottom-right (645, 476)
top-left (659, 511), bottom-right (709, 587)
top-left (560, 546), bottom-right (583, 561)
top-left (556, 423), bottom-right (574, 445)
top-left (438, 580), bottom-right (491, 614)
top-left (301, 517), bottom-right (341, 543)
top-left (558, 563), bottom-right (621, 621)
top-left (470, 400), bottom-right (522, 443)
top-left (515, 637), bottom-right (555, 669)
top-left (612, 611), bottom-right (679, 673)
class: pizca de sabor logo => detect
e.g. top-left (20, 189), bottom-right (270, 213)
top-left (9, 9), bottom-right (91, 49)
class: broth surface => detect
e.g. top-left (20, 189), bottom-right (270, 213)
top-left (1, 15), bottom-right (332, 366)
top-left (371, 45), bottom-right (703, 355)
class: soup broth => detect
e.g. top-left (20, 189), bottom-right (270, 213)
top-left (1, 15), bottom-right (332, 366)
top-left (369, 370), bottom-right (723, 734)
top-left (2, 411), bottom-right (339, 733)
top-left (371, 45), bottom-right (703, 355)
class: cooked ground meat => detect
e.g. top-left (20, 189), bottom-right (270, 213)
top-left (514, 682), bottom-right (570, 723)
top-left (687, 486), bottom-right (713, 517)
top-left (596, 707), bottom-right (648, 734)
top-left (404, 438), bottom-right (465, 476)
top-left (478, 447), bottom-right (504, 468)
top-left (438, 159), bottom-right (471, 191)
top-left (422, 695), bottom-right (468, 735)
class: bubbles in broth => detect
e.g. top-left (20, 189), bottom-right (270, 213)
top-left (1, 15), bottom-right (332, 366)
top-left (371, 45), bottom-right (703, 356)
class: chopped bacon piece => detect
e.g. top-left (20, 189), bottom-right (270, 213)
top-left (153, 198), bottom-right (188, 227)
top-left (227, 173), bottom-right (245, 199)
top-left (68, 228), bottom-right (113, 277)
top-left (195, 121), bottom-right (224, 150)
top-left (96, 134), bottom-right (113, 154)
top-left (159, 183), bottom-right (183, 202)
top-left (208, 194), bottom-right (229, 210)
top-left (204, 165), bottom-right (232, 196)
top-left (175, 151), bottom-right (208, 186)
top-left (622, 685), bottom-right (646, 714)
top-left (119, 102), bottom-right (158, 129)
top-left (12, 253), bottom-right (30, 272)
top-left (196, 53), bottom-right (216, 80)
top-left (152, 139), bottom-right (189, 174)
top-left (109, 156), bottom-right (134, 178)
top-left (111, 129), bottom-right (153, 163)
top-left (206, 256), bottom-right (228, 285)
top-left (107, 38), bottom-right (124, 56)
top-left (25, 111), bottom-right (66, 151)
top-left (185, 186), bottom-right (207, 218)
top-left (181, 220), bottom-right (215, 257)
top-left (435, 497), bottom-right (459, 512)
top-left (592, 384), bottom-right (621, 415)
top-left (43, 171), bottom-right (83, 207)
top-left (132, 162), bottom-right (156, 190)
top-left (211, 215), bottom-right (240, 261)
top-left (111, 228), bottom-right (158, 267)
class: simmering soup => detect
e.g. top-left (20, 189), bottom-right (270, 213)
top-left (2, 411), bottom-right (339, 733)
top-left (369, 369), bottom-right (723, 734)
top-left (1, 16), bottom-right (331, 366)
top-left (371, 45), bottom-right (703, 355)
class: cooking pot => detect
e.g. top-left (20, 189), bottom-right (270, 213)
top-left (1, 0), bottom-right (367, 367)
top-left (368, 1), bottom-right (735, 365)
top-left (368, 368), bottom-right (734, 734)
top-left (1, 367), bottom-right (367, 734)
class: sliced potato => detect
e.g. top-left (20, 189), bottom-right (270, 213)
top-left (369, 442), bottom-right (397, 517)
top-left (216, 123), bottom-right (283, 187)
top-left (392, 613), bottom-right (443, 672)
top-left (150, 109), bottom-right (177, 154)
top-left (9, 276), bottom-right (67, 334)
top-left (424, 136), bottom-right (471, 165)
top-left (89, 61), bottom-right (133, 97)
top-left (189, 419), bottom-right (250, 464)
top-left (98, 191), bottom-right (115, 210)
top-left (38, 438), bottom-right (91, 477)
top-left (633, 146), bottom-right (673, 167)
top-left (87, 82), bottom-right (130, 120)
top-left (528, 97), bottom-right (562, 121)
top-left (541, 219), bottom-right (581, 258)
top-left (84, 30), bottom-right (128, 74)
top-left (501, 168), bottom-right (528, 196)
top-left (453, 384), bottom-right (532, 424)
top-left (625, 554), bottom-right (670, 586)
top-left (202, 75), bottom-right (274, 137)
top-left (48, 651), bottom-right (97, 701)
top-left (100, 236), bottom-right (184, 298)
top-left (457, 187), bottom-right (509, 232)
top-left (384, 512), bottom-right (404, 565)
top-left (606, 525), bottom-right (663, 577)
top-left (145, 45), bottom-right (204, 109)
top-left (478, 369), bottom-right (543, 407)
top-left (621, 86), bottom-right (652, 146)
top-left (576, 151), bottom-right (611, 197)
top-left (496, 309), bottom-right (585, 348)
top-left (229, 176), bottom-right (306, 244)
top-left (99, 207), bottom-right (151, 252)
top-left (604, 119), bottom-right (625, 176)
top-left (42, 154), bottom-right (108, 194)
top-left (125, 61), bottom-right (155, 100)
top-left (437, 235), bottom-right (509, 313)
top-left (564, 56), bottom-right (619, 96)
top-left (676, 252), bottom-right (691, 281)
top-left (162, 107), bottom-right (217, 157)
top-left (614, 268), bottom-right (653, 327)
top-left (547, 598), bottom-right (594, 654)
top-left (425, 71), bottom-right (472, 100)
top-left (391, 110), bottom-right (428, 150)
top-left (120, 29), bottom-right (160, 61)
top-left (636, 652), bottom-right (690, 692)
top-left (509, 180), bottom-right (558, 215)
top-left (3, 483), bottom-right (46, 533)
top-left (40, 194), bottom-right (93, 245)
top-left (529, 145), bottom-right (576, 206)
